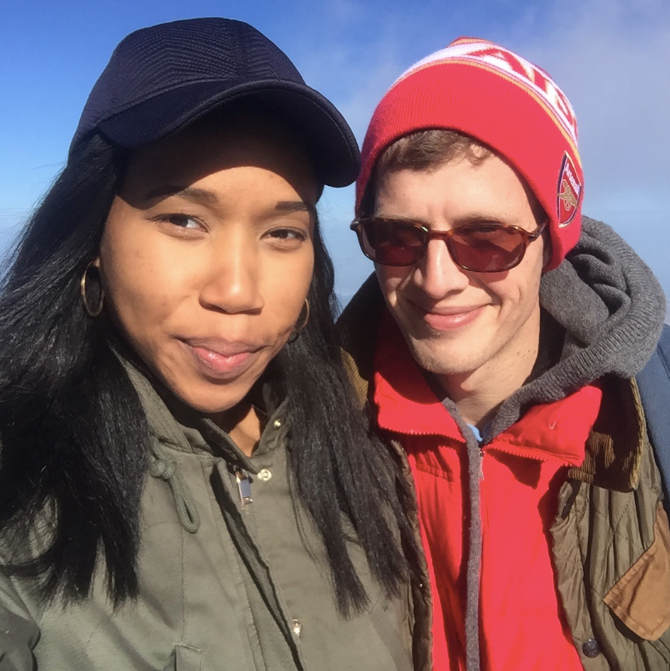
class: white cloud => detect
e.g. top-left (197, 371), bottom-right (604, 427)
top-left (322, 0), bottom-right (364, 24)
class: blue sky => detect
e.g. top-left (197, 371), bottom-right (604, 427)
top-left (2, 0), bottom-right (669, 309)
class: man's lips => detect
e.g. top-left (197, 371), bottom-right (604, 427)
top-left (415, 304), bottom-right (486, 330)
top-left (181, 337), bottom-right (266, 379)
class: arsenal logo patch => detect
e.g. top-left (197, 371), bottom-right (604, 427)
top-left (557, 153), bottom-right (582, 228)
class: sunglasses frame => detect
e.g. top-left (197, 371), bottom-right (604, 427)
top-left (350, 217), bottom-right (547, 272)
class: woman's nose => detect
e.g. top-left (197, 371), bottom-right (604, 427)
top-left (199, 237), bottom-right (264, 314)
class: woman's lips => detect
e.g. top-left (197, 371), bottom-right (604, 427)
top-left (182, 338), bottom-right (264, 380)
top-left (419, 305), bottom-right (485, 330)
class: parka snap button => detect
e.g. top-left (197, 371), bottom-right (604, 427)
top-left (292, 619), bottom-right (302, 637)
top-left (273, 419), bottom-right (282, 429)
top-left (582, 638), bottom-right (601, 658)
top-left (257, 469), bottom-right (272, 482)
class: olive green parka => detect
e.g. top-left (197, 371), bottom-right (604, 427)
top-left (0, 361), bottom-right (416, 671)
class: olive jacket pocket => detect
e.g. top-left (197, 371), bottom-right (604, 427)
top-left (604, 503), bottom-right (670, 640)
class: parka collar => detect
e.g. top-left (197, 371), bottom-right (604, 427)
top-left (119, 356), bottom-right (261, 474)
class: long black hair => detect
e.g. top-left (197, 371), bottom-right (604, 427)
top-left (0, 132), bottom-right (418, 614)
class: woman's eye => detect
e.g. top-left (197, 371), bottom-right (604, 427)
top-left (157, 213), bottom-right (202, 229)
top-left (265, 227), bottom-right (308, 247)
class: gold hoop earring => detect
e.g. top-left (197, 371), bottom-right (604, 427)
top-left (296, 299), bottom-right (310, 333)
top-left (80, 262), bottom-right (104, 317)
top-left (289, 299), bottom-right (310, 343)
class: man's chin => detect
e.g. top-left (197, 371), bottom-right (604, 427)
top-left (406, 338), bottom-right (485, 379)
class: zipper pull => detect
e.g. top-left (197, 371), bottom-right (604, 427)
top-left (235, 468), bottom-right (253, 507)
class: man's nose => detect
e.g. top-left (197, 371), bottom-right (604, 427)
top-left (412, 238), bottom-right (470, 299)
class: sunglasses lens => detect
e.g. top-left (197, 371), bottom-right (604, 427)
top-left (359, 220), bottom-right (424, 265)
top-left (449, 226), bottom-right (526, 272)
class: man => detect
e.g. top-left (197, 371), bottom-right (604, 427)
top-left (340, 37), bottom-right (670, 670)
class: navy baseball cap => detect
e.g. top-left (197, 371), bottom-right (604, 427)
top-left (70, 18), bottom-right (360, 187)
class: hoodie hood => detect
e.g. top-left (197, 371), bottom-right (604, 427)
top-left (490, 216), bottom-right (666, 438)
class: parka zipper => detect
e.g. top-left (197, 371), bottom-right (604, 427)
top-left (235, 468), bottom-right (253, 508)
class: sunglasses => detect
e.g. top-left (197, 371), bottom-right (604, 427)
top-left (350, 217), bottom-right (547, 272)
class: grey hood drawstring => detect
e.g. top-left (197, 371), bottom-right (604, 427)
top-left (445, 399), bottom-right (483, 671)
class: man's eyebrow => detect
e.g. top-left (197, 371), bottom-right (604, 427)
top-left (375, 212), bottom-right (431, 226)
top-left (141, 185), bottom-right (219, 205)
top-left (451, 213), bottom-right (512, 225)
top-left (375, 211), bottom-right (519, 227)
top-left (275, 200), bottom-right (317, 218)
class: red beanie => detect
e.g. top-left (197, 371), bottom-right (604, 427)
top-left (356, 37), bottom-right (583, 271)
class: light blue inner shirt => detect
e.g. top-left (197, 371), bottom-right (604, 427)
top-left (468, 424), bottom-right (484, 444)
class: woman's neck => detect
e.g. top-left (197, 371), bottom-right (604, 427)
top-left (211, 402), bottom-right (263, 457)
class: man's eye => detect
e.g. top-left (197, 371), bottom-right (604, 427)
top-left (460, 226), bottom-right (509, 243)
top-left (470, 231), bottom-right (503, 241)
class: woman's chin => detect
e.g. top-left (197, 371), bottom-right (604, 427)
top-left (168, 382), bottom-right (252, 417)
top-left (151, 349), bottom-right (268, 417)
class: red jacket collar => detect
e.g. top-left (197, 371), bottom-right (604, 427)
top-left (372, 312), bottom-right (601, 466)
top-left (373, 313), bottom-right (463, 441)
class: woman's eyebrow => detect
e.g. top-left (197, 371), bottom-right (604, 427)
top-left (140, 187), bottom-right (316, 218)
top-left (275, 201), bottom-right (317, 218)
top-left (141, 185), bottom-right (219, 205)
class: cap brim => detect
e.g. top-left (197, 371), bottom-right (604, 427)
top-left (95, 80), bottom-right (360, 188)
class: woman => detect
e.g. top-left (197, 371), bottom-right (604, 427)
top-left (0, 18), bottom-right (422, 670)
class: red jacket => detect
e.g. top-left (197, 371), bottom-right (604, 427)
top-left (372, 320), bottom-right (603, 671)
